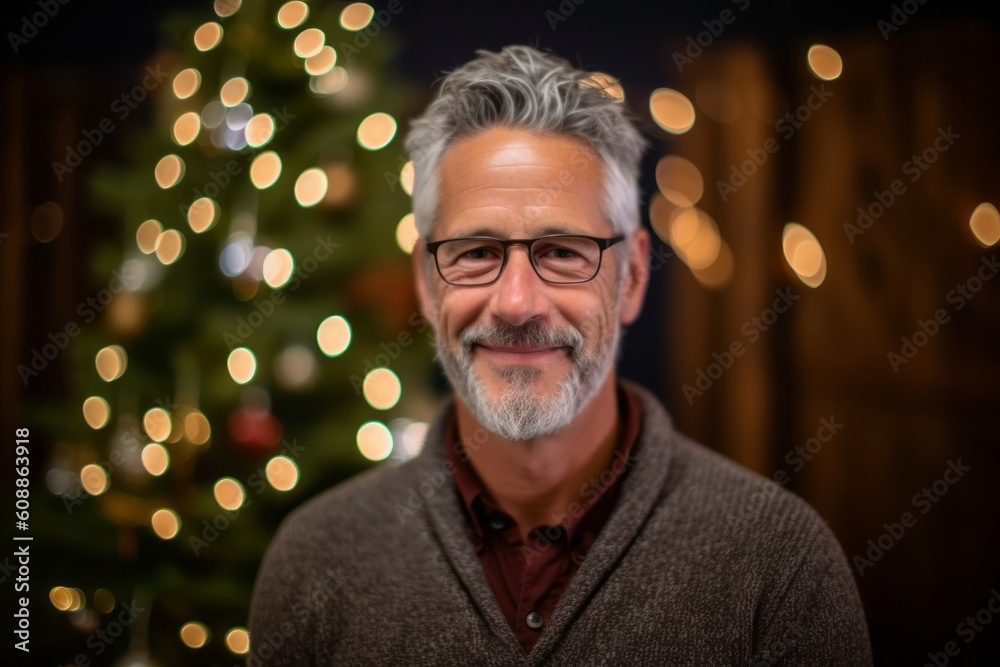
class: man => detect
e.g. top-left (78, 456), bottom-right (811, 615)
top-left (249, 45), bottom-right (873, 666)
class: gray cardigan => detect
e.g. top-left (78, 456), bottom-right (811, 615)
top-left (248, 381), bottom-right (873, 666)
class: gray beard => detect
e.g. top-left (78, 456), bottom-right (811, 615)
top-left (435, 319), bottom-right (618, 441)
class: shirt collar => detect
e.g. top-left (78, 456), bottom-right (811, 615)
top-left (444, 380), bottom-right (644, 544)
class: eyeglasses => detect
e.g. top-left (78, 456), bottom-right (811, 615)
top-left (425, 234), bottom-right (625, 286)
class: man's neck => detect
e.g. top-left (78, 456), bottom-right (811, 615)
top-left (454, 374), bottom-right (621, 542)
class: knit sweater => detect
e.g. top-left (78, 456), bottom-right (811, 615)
top-left (248, 381), bottom-right (873, 666)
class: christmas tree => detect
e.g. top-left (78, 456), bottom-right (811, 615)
top-left (33, 1), bottom-right (432, 663)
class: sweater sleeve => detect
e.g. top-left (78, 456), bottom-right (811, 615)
top-left (247, 517), bottom-right (321, 667)
top-left (750, 521), bottom-right (874, 667)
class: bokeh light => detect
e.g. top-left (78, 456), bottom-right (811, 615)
top-left (263, 248), bottom-right (294, 288)
top-left (180, 622), bottom-right (210, 648)
top-left (655, 155), bottom-right (704, 207)
top-left (362, 368), bottom-right (402, 410)
top-left (265, 455), bottom-right (300, 491)
top-left (400, 160), bottom-right (415, 196)
top-left (782, 222), bottom-right (827, 287)
top-left (141, 443), bottom-right (170, 476)
top-left (357, 421), bottom-right (392, 461)
top-left (970, 202), bottom-right (1000, 247)
top-left (150, 508), bottom-right (181, 539)
top-left (250, 152), bottom-right (282, 189)
top-left (807, 44), bottom-right (844, 81)
top-left (294, 168), bottom-right (328, 207)
top-left (80, 464), bottom-right (109, 496)
top-left (226, 628), bottom-right (250, 655)
top-left (340, 3), bottom-right (374, 30)
top-left (214, 477), bottom-right (246, 510)
top-left (293, 28), bottom-right (325, 58)
top-left (154, 155), bottom-right (185, 189)
top-left (395, 213), bottom-right (419, 254)
top-left (155, 229), bottom-right (186, 265)
top-left (317, 315), bottom-right (351, 356)
top-left (194, 22), bottom-right (223, 51)
top-left (173, 68), bottom-right (202, 99)
top-left (144, 407), bottom-right (172, 442)
top-left (173, 112), bottom-right (202, 146)
top-left (650, 88), bottom-right (696, 135)
top-left (245, 113), bottom-right (276, 147)
top-left (187, 197), bottom-right (219, 233)
top-left (357, 112), bottom-right (397, 150)
top-left (227, 347), bottom-right (257, 384)
top-left (220, 77), bottom-right (250, 106)
top-left (305, 46), bottom-right (337, 75)
top-left (276, 1), bottom-right (309, 29)
top-left (95, 345), bottom-right (127, 382)
top-left (82, 396), bottom-right (110, 429)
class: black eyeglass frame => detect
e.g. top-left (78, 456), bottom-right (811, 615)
top-left (424, 234), bottom-right (626, 286)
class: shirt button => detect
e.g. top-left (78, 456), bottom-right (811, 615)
top-left (571, 546), bottom-right (586, 565)
top-left (525, 611), bottom-right (544, 630)
top-left (488, 516), bottom-right (507, 531)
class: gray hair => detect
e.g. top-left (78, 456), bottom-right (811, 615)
top-left (404, 45), bottom-right (648, 253)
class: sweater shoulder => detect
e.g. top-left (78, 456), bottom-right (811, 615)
top-left (664, 433), bottom-right (835, 547)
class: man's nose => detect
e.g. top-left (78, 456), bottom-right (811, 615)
top-left (488, 245), bottom-right (549, 327)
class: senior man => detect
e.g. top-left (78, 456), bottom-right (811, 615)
top-left (249, 45), bottom-right (873, 666)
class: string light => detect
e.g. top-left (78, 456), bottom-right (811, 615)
top-left (214, 0), bottom-right (241, 18)
top-left (317, 316), bottom-right (351, 356)
top-left (180, 622), bottom-right (210, 649)
top-left (220, 77), bottom-right (250, 106)
top-left (262, 248), bottom-right (294, 288)
top-left (194, 22), bottom-right (223, 51)
top-left (80, 464), bottom-right (109, 496)
top-left (969, 202), bottom-right (1000, 247)
top-left (173, 112), bottom-right (202, 146)
top-left (250, 152), bottom-right (282, 189)
top-left (154, 155), bottom-right (185, 189)
top-left (95, 345), bottom-right (127, 382)
top-left (226, 628), bottom-right (250, 655)
top-left (782, 222), bottom-right (827, 287)
top-left (173, 68), bottom-right (202, 99)
top-left (214, 477), bottom-right (246, 510)
top-left (144, 407), bottom-right (172, 442)
top-left (265, 455), bottom-right (300, 491)
top-left (807, 44), bottom-right (843, 81)
top-left (276, 1), bottom-right (308, 29)
top-left (655, 155), bottom-right (704, 207)
top-left (187, 197), bottom-right (219, 233)
top-left (363, 368), bottom-right (401, 410)
top-left (184, 411), bottom-right (212, 444)
top-left (357, 421), bottom-right (392, 461)
top-left (155, 229), bottom-right (186, 265)
top-left (583, 72), bottom-right (624, 103)
top-left (293, 28), bottom-right (325, 58)
top-left (294, 168), bottom-right (328, 207)
top-left (245, 113), bottom-right (276, 147)
top-left (151, 508), bottom-right (181, 539)
top-left (650, 88), bottom-right (696, 135)
top-left (227, 347), bottom-right (257, 384)
top-left (82, 396), bottom-right (110, 429)
top-left (400, 160), bottom-right (415, 195)
top-left (357, 112), bottom-right (397, 150)
top-left (305, 46), bottom-right (337, 76)
top-left (141, 443), bottom-right (170, 476)
top-left (340, 3), bottom-right (374, 30)
top-left (395, 213), bottom-right (419, 254)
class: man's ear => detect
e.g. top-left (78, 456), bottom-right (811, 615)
top-left (619, 227), bottom-right (650, 326)
top-left (412, 239), bottom-right (436, 323)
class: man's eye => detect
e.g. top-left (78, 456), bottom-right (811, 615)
top-left (462, 247), bottom-right (497, 260)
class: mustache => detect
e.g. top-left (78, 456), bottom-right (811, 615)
top-left (459, 320), bottom-right (585, 356)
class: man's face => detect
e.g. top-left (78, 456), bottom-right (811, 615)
top-left (415, 128), bottom-right (647, 441)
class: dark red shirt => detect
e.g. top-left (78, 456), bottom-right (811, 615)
top-left (445, 383), bottom-right (643, 653)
